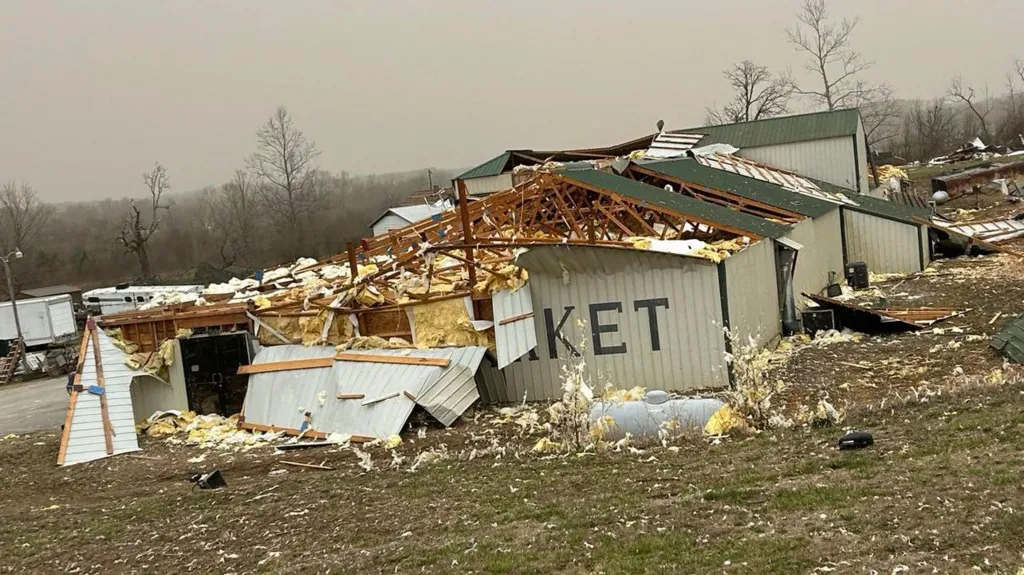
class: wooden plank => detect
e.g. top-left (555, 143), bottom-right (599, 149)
top-left (280, 460), bottom-right (334, 471)
top-left (57, 327), bottom-right (94, 465)
top-left (335, 352), bottom-right (449, 368)
top-left (362, 391), bottom-right (401, 406)
top-left (90, 327), bottom-right (114, 456)
top-left (498, 311), bottom-right (534, 326)
top-left (403, 390), bottom-right (417, 401)
top-left (237, 357), bottom-right (335, 375)
top-left (336, 393), bottom-right (366, 400)
top-left (238, 421), bottom-right (372, 443)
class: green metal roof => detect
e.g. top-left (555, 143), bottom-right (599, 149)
top-left (456, 152), bottom-right (512, 180)
top-left (683, 109), bottom-right (861, 149)
top-left (639, 158), bottom-right (838, 219)
top-left (838, 190), bottom-right (931, 225)
top-left (559, 169), bottom-right (790, 239)
top-left (992, 316), bottom-right (1024, 363)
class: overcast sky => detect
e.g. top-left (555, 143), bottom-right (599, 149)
top-left (1, 0), bottom-right (1021, 202)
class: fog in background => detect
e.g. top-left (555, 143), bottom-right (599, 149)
top-left (1, 0), bottom-right (1021, 202)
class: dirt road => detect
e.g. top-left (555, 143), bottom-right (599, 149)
top-left (0, 376), bottom-right (68, 435)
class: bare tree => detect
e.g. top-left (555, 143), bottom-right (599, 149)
top-left (786, 0), bottom-right (877, 111)
top-left (0, 182), bottom-right (53, 254)
top-left (117, 162), bottom-right (171, 278)
top-left (947, 77), bottom-right (993, 142)
top-left (1001, 59), bottom-right (1024, 145)
top-left (0, 182), bottom-right (53, 298)
top-left (901, 99), bottom-right (958, 162)
top-left (213, 169), bottom-right (258, 265)
top-left (705, 61), bottom-right (794, 125)
top-left (247, 106), bottom-right (323, 257)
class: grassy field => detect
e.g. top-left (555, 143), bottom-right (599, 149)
top-left (3, 379), bottom-right (1024, 574)
top-left (3, 255), bottom-right (1024, 574)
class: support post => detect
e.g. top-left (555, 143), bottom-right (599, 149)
top-left (346, 242), bottom-right (359, 278)
top-left (457, 179), bottom-right (477, 289)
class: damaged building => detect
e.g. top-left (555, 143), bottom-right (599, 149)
top-left (58, 107), bottom-right (944, 462)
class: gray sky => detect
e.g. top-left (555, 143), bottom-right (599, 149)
top-left (1, 0), bottom-right (1021, 202)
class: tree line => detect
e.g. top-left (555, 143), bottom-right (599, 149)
top-left (0, 106), bottom-right (458, 299)
top-left (705, 0), bottom-right (1024, 164)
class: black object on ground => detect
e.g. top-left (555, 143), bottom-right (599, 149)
top-left (189, 469), bottom-right (228, 490)
top-left (838, 430), bottom-right (874, 450)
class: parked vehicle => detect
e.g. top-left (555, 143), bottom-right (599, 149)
top-left (83, 285), bottom-right (203, 316)
top-left (0, 295), bottom-right (78, 347)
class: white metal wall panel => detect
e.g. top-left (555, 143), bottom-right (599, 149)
top-left (464, 173), bottom-right (513, 196)
top-left (62, 330), bottom-right (145, 465)
top-left (0, 298), bottom-right (56, 346)
top-left (724, 240), bottom-right (781, 349)
top-left (493, 285), bottom-right (538, 369)
top-left (46, 296), bottom-right (77, 340)
top-left (784, 210), bottom-right (844, 307)
top-left (242, 346), bottom-right (489, 437)
top-left (843, 209), bottom-right (923, 274)
top-left (739, 136), bottom-right (857, 192)
top-left (495, 245), bottom-right (728, 402)
top-left (371, 213), bottom-right (412, 236)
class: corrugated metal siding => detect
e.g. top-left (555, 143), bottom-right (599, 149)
top-left (456, 152), bottom-right (512, 180)
top-left (242, 346), bottom-right (489, 437)
top-left (464, 173), bottom-right (513, 196)
top-left (371, 213), bottom-right (412, 236)
top-left (62, 330), bottom-right (144, 465)
top-left (724, 240), bottom-right (781, 348)
top-left (785, 210), bottom-right (844, 307)
top-left (739, 136), bottom-right (858, 192)
top-left (493, 245), bottom-right (728, 402)
top-left (842, 208), bottom-right (923, 274)
top-left (493, 285), bottom-right (538, 369)
top-left (686, 109), bottom-right (860, 148)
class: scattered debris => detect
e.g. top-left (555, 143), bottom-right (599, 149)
top-left (838, 431), bottom-right (874, 450)
top-left (280, 461), bottom-right (334, 471)
top-left (189, 469), bottom-right (227, 490)
top-left (991, 316), bottom-right (1024, 363)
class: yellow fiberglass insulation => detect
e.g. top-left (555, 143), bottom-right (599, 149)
top-left (474, 265), bottom-right (529, 295)
top-left (298, 310), bottom-right (354, 346)
top-left (256, 315), bottom-right (303, 346)
top-left (411, 298), bottom-right (495, 351)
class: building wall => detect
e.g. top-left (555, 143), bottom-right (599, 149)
top-left (371, 213), bottom-right (412, 237)
top-left (492, 246), bottom-right (728, 402)
top-left (920, 225), bottom-right (932, 268)
top-left (739, 136), bottom-right (858, 192)
top-left (842, 208), bottom-right (924, 274)
top-left (785, 210), bottom-right (844, 306)
top-left (464, 173), bottom-right (513, 196)
top-left (130, 339), bottom-right (189, 423)
top-left (724, 240), bottom-right (781, 349)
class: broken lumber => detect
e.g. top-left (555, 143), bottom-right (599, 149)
top-left (237, 357), bottom-right (335, 375)
top-left (335, 352), bottom-right (449, 368)
top-left (280, 461), bottom-right (334, 471)
top-left (362, 391), bottom-right (401, 406)
top-left (336, 393), bottom-right (366, 400)
top-left (498, 311), bottom-right (535, 326)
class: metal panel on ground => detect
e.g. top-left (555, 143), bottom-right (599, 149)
top-left (842, 208), bottom-right (923, 274)
top-left (241, 346), bottom-right (489, 438)
top-left (493, 285), bottom-right (538, 369)
top-left (495, 245), bottom-right (728, 402)
top-left (60, 329), bottom-right (148, 465)
top-left (724, 240), bottom-right (782, 348)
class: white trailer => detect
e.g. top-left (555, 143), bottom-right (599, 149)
top-left (0, 295), bottom-right (78, 347)
top-left (83, 285), bottom-right (203, 316)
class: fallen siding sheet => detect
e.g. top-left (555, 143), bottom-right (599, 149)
top-left (944, 216), bottom-right (1024, 244)
top-left (59, 328), bottom-right (150, 466)
top-left (803, 293), bottom-right (961, 333)
top-left (241, 346), bottom-right (488, 438)
top-left (493, 285), bottom-right (538, 369)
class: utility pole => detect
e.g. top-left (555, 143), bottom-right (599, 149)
top-left (1, 249), bottom-right (28, 374)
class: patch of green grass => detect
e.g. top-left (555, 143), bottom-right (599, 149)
top-left (702, 486), bottom-right (763, 505)
top-left (770, 485), bottom-right (873, 512)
